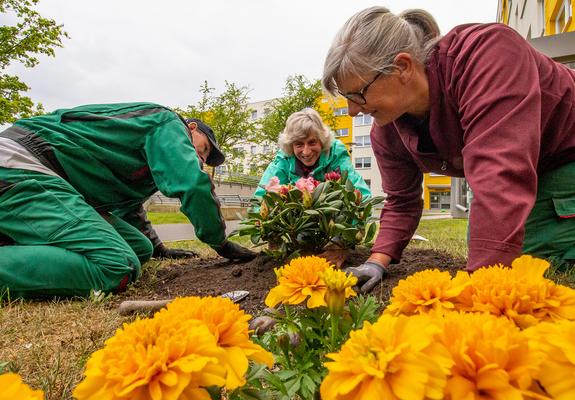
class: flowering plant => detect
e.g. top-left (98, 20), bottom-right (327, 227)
top-left (233, 171), bottom-right (384, 259)
top-left (236, 256), bottom-right (380, 400)
top-left (319, 255), bottom-right (575, 400)
top-left (73, 296), bottom-right (273, 400)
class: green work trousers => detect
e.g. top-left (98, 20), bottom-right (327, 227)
top-left (523, 162), bottom-right (575, 266)
top-left (0, 168), bottom-right (152, 298)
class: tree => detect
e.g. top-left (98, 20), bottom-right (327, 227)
top-left (258, 75), bottom-right (337, 143)
top-left (177, 81), bottom-right (258, 175)
top-left (255, 75), bottom-right (337, 169)
top-left (0, 0), bottom-right (69, 124)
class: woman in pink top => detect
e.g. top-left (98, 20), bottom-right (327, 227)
top-left (322, 6), bottom-right (575, 292)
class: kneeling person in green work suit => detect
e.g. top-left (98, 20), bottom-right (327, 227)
top-left (0, 102), bottom-right (256, 298)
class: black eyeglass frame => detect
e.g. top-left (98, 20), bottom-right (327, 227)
top-left (337, 71), bottom-right (383, 105)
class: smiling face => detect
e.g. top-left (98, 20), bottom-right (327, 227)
top-left (336, 53), bottom-right (430, 127)
top-left (293, 134), bottom-right (323, 167)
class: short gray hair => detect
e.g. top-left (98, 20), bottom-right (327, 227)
top-left (322, 6), bottom-right (441, 95)
top-left (278, 108), bottom-right (333, 156)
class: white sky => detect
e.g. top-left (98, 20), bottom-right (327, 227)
top-left (8, 0), bottom-right (498, 112)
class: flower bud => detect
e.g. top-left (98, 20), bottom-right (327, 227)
top-left (260, 201), bottom-right (269, 219)
top-left (249, 316), bottom-right (277, 336)
top-left (355, 231), bottom-right (363, 242)
top-left (302, 191), bottom-right (313, 208)
top-left (354, 189), bottom-right (362, 205)
top-left (288, 330), bottom-right (301, 348)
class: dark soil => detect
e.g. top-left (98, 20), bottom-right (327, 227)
top-left (116, 247), bottom-right (467, 316)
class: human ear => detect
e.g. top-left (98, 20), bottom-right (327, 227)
top-left (187, 121), bottom-right (198, 131)
top-left (393, 53), bottom-right (414, 82)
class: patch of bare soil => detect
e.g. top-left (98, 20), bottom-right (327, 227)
top-left (116, 247), bottom-right (467, 315)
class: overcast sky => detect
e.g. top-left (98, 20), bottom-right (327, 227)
top-left (8, 0), bottom-right (498, 112)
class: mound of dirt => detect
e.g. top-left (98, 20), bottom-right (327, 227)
top-left (117, 247), bottom-right (467, 315)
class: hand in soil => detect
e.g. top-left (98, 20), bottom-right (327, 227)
top-left (215, 240), bottom-right (257, 261)
top-left (153, 243), bottom-right (198, 259)
top-left (345, 260), bottom-right (388, 293)
top-left (317, 248), bottom-right (350, 268)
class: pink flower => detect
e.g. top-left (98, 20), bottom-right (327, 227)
top-left (295, 177), bottom-right (317, 193)
top-left (265, 176), bottom-right (282, 193)
top-left (324, 171), bottom-right (341, 181)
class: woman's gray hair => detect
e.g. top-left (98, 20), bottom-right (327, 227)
top-left (278, 108), bottom-right (333, 156)
top-left (322, 6), bottom-right (441, 95)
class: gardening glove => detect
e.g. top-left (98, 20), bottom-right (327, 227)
top-left (153, 243), bottom-right (199, 259)
top-left (214, 240), bottom-right (257, 262)
top-left (344, 260), bottom-right (387, 293)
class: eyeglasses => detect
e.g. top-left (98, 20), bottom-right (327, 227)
top-left (338, 71), bottom-right (382, 105)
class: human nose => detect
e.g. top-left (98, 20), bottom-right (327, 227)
top-left (347, 100), bottom-right (363, 117)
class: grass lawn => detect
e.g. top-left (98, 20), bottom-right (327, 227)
top-left (0, 217), bottom-right (573, 399)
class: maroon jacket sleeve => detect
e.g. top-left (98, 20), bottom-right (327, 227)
top-left (449, 25), bottom-right (541, 270)
top-left (370, 124), bottom-right (423, 262)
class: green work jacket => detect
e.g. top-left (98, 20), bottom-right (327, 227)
top-left (10, 102), bottom-right (226, 247)
top-left (254, 139), bottom-right (371, 199)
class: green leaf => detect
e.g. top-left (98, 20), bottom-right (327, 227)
top-left (363, 222), bottom-right (378, 244)
top-left (303, 209), bottom-right (320, 215)
top-left (250, 234), bottom-right (261, 245)
top-left (345, 178), bottom-right (355, 192)
top-left (275, 370), bottom-right (298, 380)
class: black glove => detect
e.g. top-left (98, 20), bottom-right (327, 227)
top-left (153, 243), bottom-right (198, 259)
top-left (344, 260), bottom-right (387, 293)
top-left (215, 240), bottom-right (257, 261)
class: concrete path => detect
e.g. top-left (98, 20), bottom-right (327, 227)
top-left (155, 214), bottom-right (454, 242)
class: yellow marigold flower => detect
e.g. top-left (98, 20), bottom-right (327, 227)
top-left (265, 256), bottom-right (331, 309)
top-left (320, 314), bottom-right (452, 400)
top-left (456, 255), bottom-right (575, 328)
top-left (155, 296), bottom-right (273, 390)
top-left (437, 312), bottom-right (540, 400)
top-left (321, 267), bottom-right (357, 315)
top-left (73, 316), bottom-right (227, 400)
top-left (525, 320), bottom-right (575, 400)
top-left (384, 269), bottom-right (470, 316)
top-left (0, 373), bottom-right (44, 400)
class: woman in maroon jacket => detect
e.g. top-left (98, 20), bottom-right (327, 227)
top-left (322, 6), bottom-right (575, 292)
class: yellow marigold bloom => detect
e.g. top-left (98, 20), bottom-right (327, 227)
top-left (525, 320), bottom-right (575, 400)
top-left (155, 296), bottom-right (274, 390)
top-left (321, 267), bottom-right (357, 315)
top-left (456, 255), bottom-right (575, 328)
top-left (437, 312), bottom-right (540, 400)
top-left (384, 269), bottom-right (470, 316)
top-left (265, 256), bottom-right (332, 309)
top-left (0, 373), bottom-right (44, 400)
top-left (320, 314), bottom-right (452, 400)
top-left (73, 316), bottom-right (227, 400)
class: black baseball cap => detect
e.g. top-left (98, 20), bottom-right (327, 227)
top-left (185, 118), bottom-right (225, 167)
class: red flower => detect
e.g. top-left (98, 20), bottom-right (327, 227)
top-left (324, 171), bottom-right (341, 181)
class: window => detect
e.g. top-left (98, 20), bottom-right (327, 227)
top-left (429, 191), bottom-right (451, 210)
top-left (334, 128), bottom-right (349, 137)
top-left (355, 135), bottom-right (371, 147)
top-left (250, 146), bottom-right (257, 155)
top-left (334, 107), bottom-right (348, 116)
top-left (364, 179), bottom-right (371, 188)
top-left (354, 114), bottom-right (373, 126)
top-left (355, 157), bottom-right (372, 169)
top-left (215, 165), bottom-right (227, 174)
top-left (263, 145), bottom-right (270, 154)
top-left (251, 110), bottom-right (258, 120)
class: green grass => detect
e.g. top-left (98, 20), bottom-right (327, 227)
top-left (146, 211), bottom-right (188, 225)
top-left (410, 218), bottom-right (469, 260)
